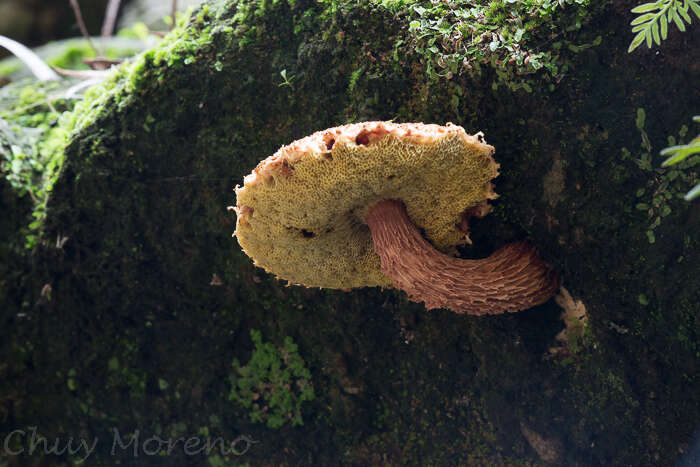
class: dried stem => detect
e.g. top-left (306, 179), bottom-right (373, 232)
top-left (69, 0), bottom-right (98, 55)
top-left (170, 0), bottom-right (178, 30)
top-left (101, 0), bottom-right (122, 44)
top-left (0, 35), bottom-right (59, 81)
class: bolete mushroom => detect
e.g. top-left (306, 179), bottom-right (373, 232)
top-left (232, 121), bottom-right (559, 315)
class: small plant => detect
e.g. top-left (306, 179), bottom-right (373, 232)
top-left (628, 0), bottom-right (700, 52)
top-left (229, 330), bottom-right (314, 429)
top-left (661, 116), bottom-right (700, 200)
top-left (624, 109), bottom-right (697, 242)
top-left (278, 69), bottom-right (295, 88)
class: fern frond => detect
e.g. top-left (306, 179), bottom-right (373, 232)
top-left (628, 0), bottom-right (699, 52)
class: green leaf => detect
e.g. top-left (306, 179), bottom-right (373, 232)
top-left (631, 2), bottom-right (660, 13)
top-left (632, 23), bottom-right (649, 32)
top-left (685, 183), bottom-right (700, 201)
top-left (652, 21), bottom-right (661, 44)
top-left (662, 149), bottom-right (700, 165)
top-left (636, 108), bottom-right (646, 130)
top-left (514, 28), bottom-right (524, 42)
top-left (645, 27), bottom-right (653, 47)
top-left (631, 12), bottom-right (658, 25)
top-left (689, 1), bottom-right (700, 20)
top-left (646, 230), bottom-right (656, 244)
top-left (679, 124), bottom-right (689, 138)
top-left (678, 4), bottom-right (692, 23)
top-left (671, 7), bottom-right (686, 31)
top-left (660, 12), bottom-right (668, 38)
top-left (661, 151), bottom-right (688, 166)
top-left (628, 30), bottom-right (647, 52)
top-left (660, 143), bottom-right (700, 157)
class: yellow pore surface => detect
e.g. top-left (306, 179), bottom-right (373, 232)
top-left (234, 121), bottom-right (499, 289)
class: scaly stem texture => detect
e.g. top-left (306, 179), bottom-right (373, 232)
top-left (365, 200), bottom-right (560, 315)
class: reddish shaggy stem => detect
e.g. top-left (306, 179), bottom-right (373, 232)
top-left (365, 200), bottom-right (560, 315)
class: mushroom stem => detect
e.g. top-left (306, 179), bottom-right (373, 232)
top-left (364, 200), bottom-right (560, 315)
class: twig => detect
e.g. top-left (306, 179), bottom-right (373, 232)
top-left (101, 0), bottom-right (122, 48)
top-left (65, 78), bottom-right (105, 100)
top-left (69, 0), bottom-right (98, 55)
top-left (82, 57), bottom-right (122, 70)
top-left (0, 35), bottom-right (60, 81)
top-left (51, 65), bottom-right (111, 80)
top-left (0, 97), bottom-right (61, 118)
top-left (46, 101), bottom-right (58, 115)
top-left (171, 0), bottom-right (178, 30)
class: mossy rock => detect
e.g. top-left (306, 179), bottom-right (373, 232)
top-left (1, 0), bottom-right (698, 465)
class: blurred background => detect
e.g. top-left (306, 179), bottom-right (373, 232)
top-left (0, 0), bottom-right (205, 59)
top-left (0, 0), bottom-right (206, 87)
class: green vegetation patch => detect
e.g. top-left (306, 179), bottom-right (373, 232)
top-left (376, 0), bottom-right (599, 91)
top-left (0, 80), bottom-right (76, 247)
top-left (229, 330), bottom-right (315, 429)
top-left (623, 109), bottom-right (699, 243)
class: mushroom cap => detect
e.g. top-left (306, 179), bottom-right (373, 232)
top-left (234, 121), bottom-right (499, 289)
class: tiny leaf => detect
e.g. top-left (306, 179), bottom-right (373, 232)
top-left (514, 28), bottom-right (524, 42)
top-left (678, 4), bottom-right (692, 23)
top-left (636, 108), bottom-right (646, 130)
top-left (661, 152), bottom-right (688, 167)
top-left (685, 183), bottom-right (700, 201)
top-left (689, 1), bottom-right (700, 20)
top-left (631, 3), bottom-right (660, 13)
top-left (631, 12), bottom-right (657, 25)
top-left (628, 30), bottom-right (647, 52)
top-left (671, 7), bottom-right (686, 31)
top-left (652, 21), bottom-right (660, 45)
top-left (660, 13), bottom-right (668, 39)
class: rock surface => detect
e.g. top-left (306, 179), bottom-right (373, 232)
top-left (1, 0), bottom-right (699, 465)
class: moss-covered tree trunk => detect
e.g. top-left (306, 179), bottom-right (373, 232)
top-left (1, 0), bottom-right (699, 465)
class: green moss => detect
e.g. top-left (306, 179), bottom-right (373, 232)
top-left (0, 80), bottom-right (75, 246)
top-left (0, 61), bottom-right (22, 77)
top-left (44, 41), bottom-right (97, 69)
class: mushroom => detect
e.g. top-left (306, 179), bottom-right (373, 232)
top-left (232, 122), bottom-right (559, 315)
